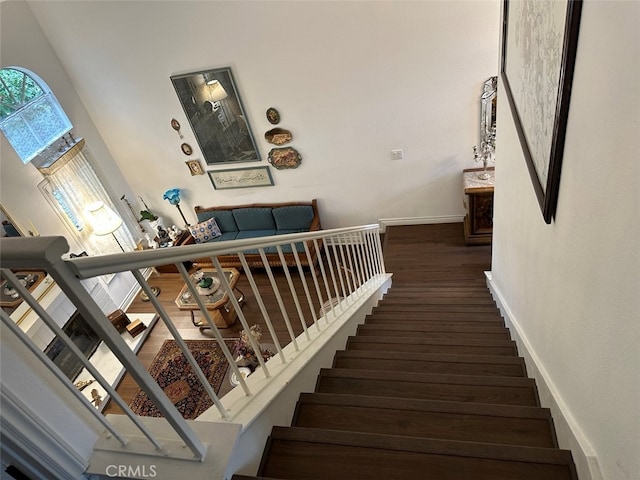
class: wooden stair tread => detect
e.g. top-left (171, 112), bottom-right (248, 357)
top-left (365, 316), bottom-right (506, 326)
top-left (378, 297), bottom-right (496, 305)
top-left (293, 393), bottom-right (557, 448)
top-left (373, 304), bottom-right (499, 312)
top-left (317, 367), bottom-right (536, 387)
top-left (358, 323), bottom-right (509, 333)
top-left (366, 311), bottom-right (504, 321)
top-left (297, 392), bottom-right (549, 418)
top-left (316, 368), bottom-right (540, 406)
top-left (333, 350), bottom-right (527, 376)
top-left (259, 427), bottom-right (577, 480)
top-left (346, 335), bottom-right (518, 356)
top-left (346, 335), bottom-right (515, 347)
top-left (356, 324), bottom-right (511, 340)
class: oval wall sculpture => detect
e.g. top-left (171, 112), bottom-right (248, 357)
top-left (264, 128), bottom-right (293, 146)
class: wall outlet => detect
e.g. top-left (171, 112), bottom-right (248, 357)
top-left (391, 149), bottom-right (404, 160)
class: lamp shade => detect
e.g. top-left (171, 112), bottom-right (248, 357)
top-left (85, 201), bottom-right (122, 236)
top-left (208, 80), bottom-right (228, 101)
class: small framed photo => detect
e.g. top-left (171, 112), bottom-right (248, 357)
top-left (185, 159), bottom-right (204, 176)
top-left (208, 166), bottom-right (274, 190)
top-left (181, 143), bottom-right (193, 156)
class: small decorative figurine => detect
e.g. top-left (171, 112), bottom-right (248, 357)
top-left (156, 225), bottom-right (170, 246)
top-left (168, 225), bottom-right (179, 242)
top-left (90, 388), bottom-right (102, 408)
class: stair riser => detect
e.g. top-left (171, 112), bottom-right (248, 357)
top-left (379, 298), bottom-right (496, 305)
top-left (293, 404), bottom-right (557, 448)
top-left (316, 377), bottom-right (539, 406)
top-left (373, 305), bottom-right (498, 313)
top-left (347, 342), bottom-right (517, 356)
top-left (365, 318), bottom-right (506, 327)
top-left (260, 440), bottom-right (575, 480)
top-left (333, 357), bottom-right (526, 377)
top-left (356, 329), bottom-right (511, 341)
top-left (367, 312), bottom-right (503, 321)
top-left (358, 324), bottom-right (509, 334)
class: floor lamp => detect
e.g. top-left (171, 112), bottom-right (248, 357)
top-left (85, 201), bottom-right (161, 300)
top-left (85, 201), bottom-right (125, 251)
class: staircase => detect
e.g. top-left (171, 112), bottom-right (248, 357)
top-left (231, 224), bottom-right (578, 480)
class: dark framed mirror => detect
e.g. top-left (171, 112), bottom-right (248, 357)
top-left (171, 67), bottom-right (261, 165)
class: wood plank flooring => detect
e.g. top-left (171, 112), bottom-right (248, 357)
top-left (105, 260), bottom-right (326, 414)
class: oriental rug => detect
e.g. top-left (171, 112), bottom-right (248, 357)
top-left (129, 339), bottom-right (236, 420)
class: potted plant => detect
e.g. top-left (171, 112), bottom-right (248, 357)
top-left (138, 197), bottom-right (163, 234)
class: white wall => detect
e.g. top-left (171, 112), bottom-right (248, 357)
top-left (11, 0), bottom-right (500, 230)
top-left (491, 2), bottom-right (640, 480)
top-left (0, 1), bottom-right (147, 308)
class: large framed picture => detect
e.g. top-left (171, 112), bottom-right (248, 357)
top-left (171, 67), bottom-right (261, 165)
top-left (500, 0), bottom-right (582, 223)
top-left (208, 166), bottom-right (274, 190)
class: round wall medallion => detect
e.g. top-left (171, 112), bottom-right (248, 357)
top-left (266, 107), bottom-right (280, 125)
top-left (181, 143), bottom-right (193, 155)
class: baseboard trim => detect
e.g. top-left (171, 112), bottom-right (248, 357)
top-left (485, 272), bottom-right (603, 480)
top-left (378, 215), bottom-right (464, 232)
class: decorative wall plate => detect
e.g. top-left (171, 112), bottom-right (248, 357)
top-left (181, 143), bottom-right (193, 155)
top-left (171, 118), bottom-right (184, 138)
top-left (268, 147), bottom-right (301, 170)
top-left (264, 128), bottom-right (292, 145)
top-left (266, 107), bottom-right (280, 125)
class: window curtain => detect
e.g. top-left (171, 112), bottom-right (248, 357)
top-left (39, 145), bottom-right (137, 256)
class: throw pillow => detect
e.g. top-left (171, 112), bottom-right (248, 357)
top-left (189, 218), bottom-right (221, 243)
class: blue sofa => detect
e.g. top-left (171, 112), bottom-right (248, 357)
top-left (189, 199), bottom-right (321, 268)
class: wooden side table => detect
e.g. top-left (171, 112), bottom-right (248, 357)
top-left (463, 167), bottom-right (494, 245)
top-left (175, 268), bottom-right (245, 330)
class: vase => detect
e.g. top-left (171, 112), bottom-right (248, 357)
top-left (144, 217), bottom-right (165, 235)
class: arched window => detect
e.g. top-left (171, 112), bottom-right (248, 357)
top-left (0, 67), bottom-right (72, 164)
top-left (1, 67), bottom-right (136, 255)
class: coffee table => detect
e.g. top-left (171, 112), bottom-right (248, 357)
top-left (174, 268), bottom-right (244, 331)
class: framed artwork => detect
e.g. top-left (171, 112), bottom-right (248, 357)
top-left (208, 166), bottom-right (274, 190)
top-left (171, 67), bottom-right (261, 165)
top-left (500, 0), bottom-right (582, 223)
top-left (185, 159), bottom-right (204, 176)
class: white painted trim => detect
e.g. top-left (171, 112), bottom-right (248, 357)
top-left (0, 388), bottom-right (88, 480)
top-left (378, 215), bottom-right (464, 232)
top-left (119, 267), bottom-right (153, 311)
top-left (485, 272), bottom-right (604, 480)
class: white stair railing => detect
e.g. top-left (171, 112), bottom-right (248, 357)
top-left (0, 224), bottom-right (389, 472)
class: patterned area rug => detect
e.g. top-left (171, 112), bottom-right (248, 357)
top-left (129, 339), bottom-right (236, 419)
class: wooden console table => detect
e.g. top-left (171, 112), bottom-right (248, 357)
top-left (463, 167), bottom-right (494, 245)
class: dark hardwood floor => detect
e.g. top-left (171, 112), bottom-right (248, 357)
top-left (104, 234), bottom-right (348, 414)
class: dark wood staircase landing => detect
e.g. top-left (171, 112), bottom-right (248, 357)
top-left (232, 224), bottom-right (577, 480)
